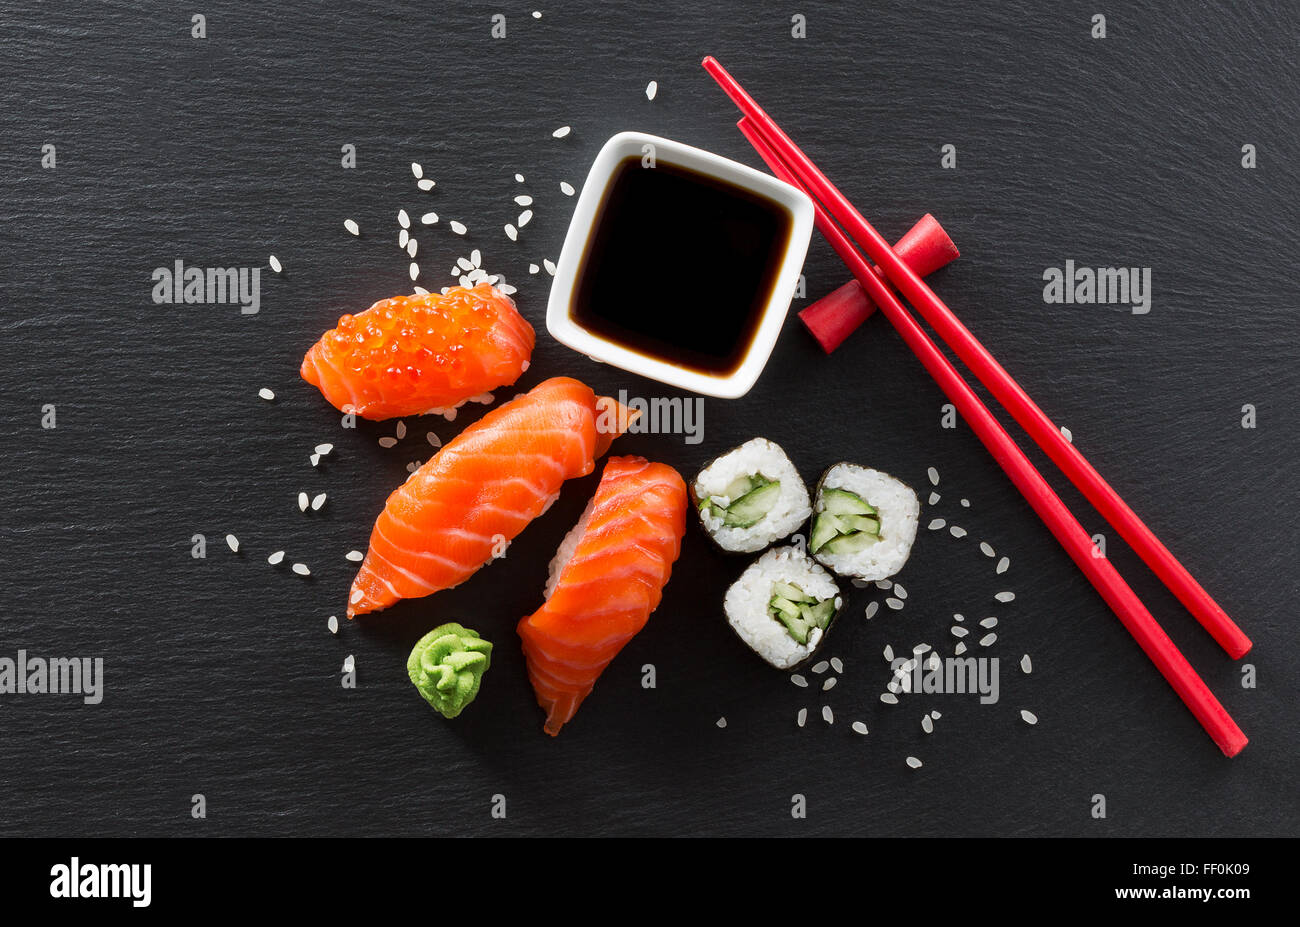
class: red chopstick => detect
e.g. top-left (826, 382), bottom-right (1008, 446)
top-left (708, 56), bottom-right (1250, 662)
top-left (726, 96), bottom-right (1248, 758)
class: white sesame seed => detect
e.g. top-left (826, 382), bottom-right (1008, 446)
top-left (950, 525), bottom-right (967, 538)
top-left (409, 262), bottom-right (419, 281)
top-left (1021, 709), bottom-right (1038, 725)
top-left (378, 436), bottom-right (397, 448)
top-left (980, 617), bottom-right (998, 629)
top-left (851, 721), bottom-right (868, 735)
top-left (922, 715), bottom-right (934, 734)
top-left (417, 178), bottom-right (435, 191)
top-left (426, 432), bottom-right (441, 448)
top-left (292, 563), bottom-right (310, 576)
top-left (864, 601), bottom-right (879, 619)
top-left (830, 657), bottom-right (843, 673)
top-left (979, 632), bottom-right (997, 647)
top-left (552, 125), bottom-right (571, 138)
top-left (995, 591), bottom-right (1016, 603)
top-left (883, 645), bottom-right (894, 661)
top-left (514, 173), bottom-right (525, 182)
top-left (822, 705), bottom-right (833, 724)
top-left (810, 660), bottom-right (829, 674)
top-left (504, 224), bottom-right (517, 241)
top-left (268, 255), bottom-right (281, 273)
top-left (344, 218), bottom-right (360, 236)
top-left (420, 212), bottom-right (438, 225)
top-left (823, 677), bottom-right (837, 691)
top-left (559, 181), bottom-right (574, 196)
top-left (311, 493), bottom-right (326, 511)
top-left (297, 492), bottom-right (308, 512)
top-left (716, 717), bottom-right (726, 728)
top-left (886, 597), bottom-right (904, 610)
top-left (996, 557), bottom-right (1010, 574)
top-left (880, 693), bottom-right (899, 704)
top-left (646, 80), bottom-right (658, 100)
top-left (398, 209), bottom-right (410, 229)
top-left (267, 550), bottom-right (284, 564)
top-left (450, 220), bottom-right (467, 235)
top-left (518, 209), bottom-right (533, 227)
top-left (328, 615), bottom-right (339, 634)
top-left (796, 708), bottom-right (807, 728)
top-left (1021, 654), bottom-right (1033, 674)
top-left (258, 387), bottom-right (275, 401)
top-left (927, 467), bottom-right (939, 485)
top-left (951, 626), bottom-right (968, 637)
top-left (928, 518), bottom-right (946, 530)
top-left (543, 258), bottom-right (557, 275)
top-left (225, 534), bottom-right (239, 552)
top-left (514, 195), bottom-right (533, 206)
top-left (315, 443), bottom-right (333, 455)
top-left (980, 542), bottom-right (995, 557)
top-left (906, 756), bottom-right (923, 769)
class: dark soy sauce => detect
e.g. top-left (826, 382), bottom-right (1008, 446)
top-left (571, 156), bottom-right (793, 376)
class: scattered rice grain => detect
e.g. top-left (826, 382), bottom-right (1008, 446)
top-left (258, 387), bottom-right (275, 401)
top-left (906, 756), bottom-right (923, 769)
top-left (1020, 709), bottom-right (1038, 725)
top-left (552, 125), bottom-right (571, 138)
top-left (293, 563), bottom-right (310, 576)
top-left (822, 705), bottom-right (833, 724)
top-left (851, 721), bottom-right (868, 735)
top-left (995, 591), bottom-right (1016, 603)
top-left (979, 632), bottom-right (997, 647)
top-left (268, 550), bottom-right (284, 565)
top-left (559, 181), bottom-right (575, 196)
top-left (398, 209), bottom-right (410, 229)
top-left (344, 218), bottom-right (360, 236)
top-left (790, 673), bottom-right (808, 688)
top-left (268, 255), bottom-right (281, 273)
top-left (997, 556), bottom-right (1010, 574)
top-left (1021, 654), bottom-right (1033, 674)
top-left (927, 467), bottom-right (939, 486)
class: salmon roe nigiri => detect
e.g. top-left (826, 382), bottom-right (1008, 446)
top-left (300, 283), bottom-right (535, 421)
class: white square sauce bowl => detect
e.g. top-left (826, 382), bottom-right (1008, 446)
top-left (546, 131), bottom-right (813, 399)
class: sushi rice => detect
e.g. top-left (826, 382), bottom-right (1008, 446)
top-left (811, 463), bottom-right (919, 581)
top-left (725, 546), bottom-right (841, 670)
top-left (692, 438), bottom-right (811, 553)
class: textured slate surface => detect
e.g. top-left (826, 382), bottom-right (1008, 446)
top-left (1, 1), bottom-right (1296, 837)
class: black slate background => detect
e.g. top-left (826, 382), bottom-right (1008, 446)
top-left (1, 1), bottom-right (1297, 837)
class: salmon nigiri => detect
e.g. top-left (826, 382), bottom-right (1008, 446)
top-left (347, 377), bottom-right (634, 617)
top-left (518, 455), bottom-right (687, 736)
top-left (301, 284), bottom-right (535, 421)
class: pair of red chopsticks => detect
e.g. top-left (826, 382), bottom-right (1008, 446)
top-left (702, 57), bottom-right (1250, 757)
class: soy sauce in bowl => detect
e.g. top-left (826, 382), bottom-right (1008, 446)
top-left (570, 156), bottom-right (794, 377)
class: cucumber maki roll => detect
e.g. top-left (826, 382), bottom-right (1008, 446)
top-left (809, 463), bottom-right (919, 581)
top-left (691, 438), bottom-right (812, 553)
top-left (725, 546), bottom-right (842, 670)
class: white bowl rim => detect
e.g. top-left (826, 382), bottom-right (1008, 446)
top-left (545, 130), bottom-right (814, 399)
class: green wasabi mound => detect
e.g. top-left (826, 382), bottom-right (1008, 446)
top-left (407, 622), bottom-right (493, 719)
